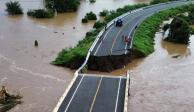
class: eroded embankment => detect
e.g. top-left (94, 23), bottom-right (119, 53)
top-left (88, 49), bottom-right (144, 72)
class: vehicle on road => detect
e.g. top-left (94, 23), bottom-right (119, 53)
top-left (115, 19), bottom-right (123, 27)
top-left (122, 35), bottom-right (131, 44)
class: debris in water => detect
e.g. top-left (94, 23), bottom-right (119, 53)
top-left (172, 54), bottom-right (181, 58)
top-left (0, 86), bottom-right (22, 112)
top-left (34, 40), bottom-right (38, 47)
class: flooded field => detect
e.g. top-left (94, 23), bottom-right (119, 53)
top-left (0, 0), bottom-right (151, 111)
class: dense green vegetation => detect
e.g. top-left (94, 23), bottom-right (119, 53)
top-left (89, 0), bottom-right (96, 3)
top-left (45, 0), bottom-right (80, 13)
top-left (133, 4), bottom-right (194, 56)
top-left (150, 0), bottom-right (177, 5)
top-left (165, 17), bottom-right (191, 44)
top-left (99, 10), bottom-right (109, 17)
top-left (82, 18), bottom-right (88, 23)
top-left (82, 12), bottom-right (97, 23)
top-left (93, 21), bottom-right (106, 29)
top-left (85, 11), bottom-right (97, 20)
top-left (27, 9), bottom-right (54, 18)
top-left (52, 29), bottom-right (99, 67)
top-left (5, 1), bottom-right (23, 15)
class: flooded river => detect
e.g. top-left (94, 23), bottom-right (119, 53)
top-left (0, 0), bottom-right (150, 112)
top-left (2, 0), bottom-right (193, 112)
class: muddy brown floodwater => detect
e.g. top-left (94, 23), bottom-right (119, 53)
top-left (0, 0), bottom-right (151, 112)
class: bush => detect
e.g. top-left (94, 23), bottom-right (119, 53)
top-left (191, 28), bottom-right (194, 34)
top-left (27, 9), bottom-right (54, 18)
top-left (85, 11), bottom-right (97, 20)
top-left (165, 17), bottom-right (191, 44)
top-left (93, 21), bottom-right (106, 29)
top-left (163, 24), bottom-right (170, 31)
top-left (5, 1), bottom-right (23, 15)
top-left (99, 10), bottom-right (109, 17)
top-left (82, 18), bottom-right (88, 23)
top-left (150, 0), bottom-right (176, 5)
top-left (89, 0), bottom-right (96, 3)
top-left (45, 0), bottom-right (80, 13)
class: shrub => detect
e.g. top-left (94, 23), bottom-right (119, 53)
top-left (27, 9), bottom-right (54, 18)
top-left (45, 0), bottom-right (80, 12)
top-left (99, 10), bottom-right (109, 17)
top-left (5, 1), bottom-right (23, 15)
top-left (163, 24), bottom-right (170, 31)
top-left (93, 21), bottom-right (106, 29)
top-left (89, 0), bottom-right (96, 3)
top-left (150, 0), bottom-right (175, 5)
top-left (165, 17), bottom-right (191, 44)
top-left (82, 18), bottom-right (88, 23)
top-left (85, 11), bottom-right (97, 20)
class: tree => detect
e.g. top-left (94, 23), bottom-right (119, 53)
top-left (5, 1), bottom-right (23, 15)
top-left (165, 17), bottom-right (191, 44)
top-left (85, 11), bottom-right (97, 20)
top-left (47, 0), bottom-right (80, 12)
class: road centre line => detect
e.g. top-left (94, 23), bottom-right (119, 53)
top-left (89, 76), bottom-right (103, 112)
top-left (94, 10), bottom-right (141, 56)
top-left (110, 15), bottom-right (142, 55)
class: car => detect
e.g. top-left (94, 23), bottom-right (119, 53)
top-left (115, 19), bottom-right (123, 27)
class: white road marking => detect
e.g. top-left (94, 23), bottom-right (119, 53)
top-left (124, 12), bottom-right (156, 54)
top-left (115, 77), bottom-right (122, 112)
top-left (94, 27), bottom-right (113, 56)
top-left (89, 76), bottom-right (103, 112)
top-left (64, 75), bottom-right (85, 112)
top-left (110, 15), bottom-right (138, 55)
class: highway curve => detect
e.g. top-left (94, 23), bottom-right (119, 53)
top-left (91, 0), bottom-right (191, 56)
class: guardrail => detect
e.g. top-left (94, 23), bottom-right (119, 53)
top-left (124, 70), bottom-right (130, 112)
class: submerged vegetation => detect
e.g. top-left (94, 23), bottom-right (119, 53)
top-left (27, 9), bottom-right (54, 18)
top-left (89, 0), bottom-right (96, 3)
top-left (150, 0), bottom-right (176, 5)
top-left (45, 0), bottom-right (80, 12)
top-left (5, 1), bottom-right (23, 15)
top-left (0, 86), bottom-right (22, 112)
top-left (85, 11), bottom-right (97, 20)
top-left (99, 10), bottom-right (109, 17)
top-left (164, 17), bottom-right (191, 44)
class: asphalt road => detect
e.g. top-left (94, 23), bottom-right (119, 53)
top-left (91, 1), bottom-right (191, 56)
top-left (57, 75), bottom-right (126, 112)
